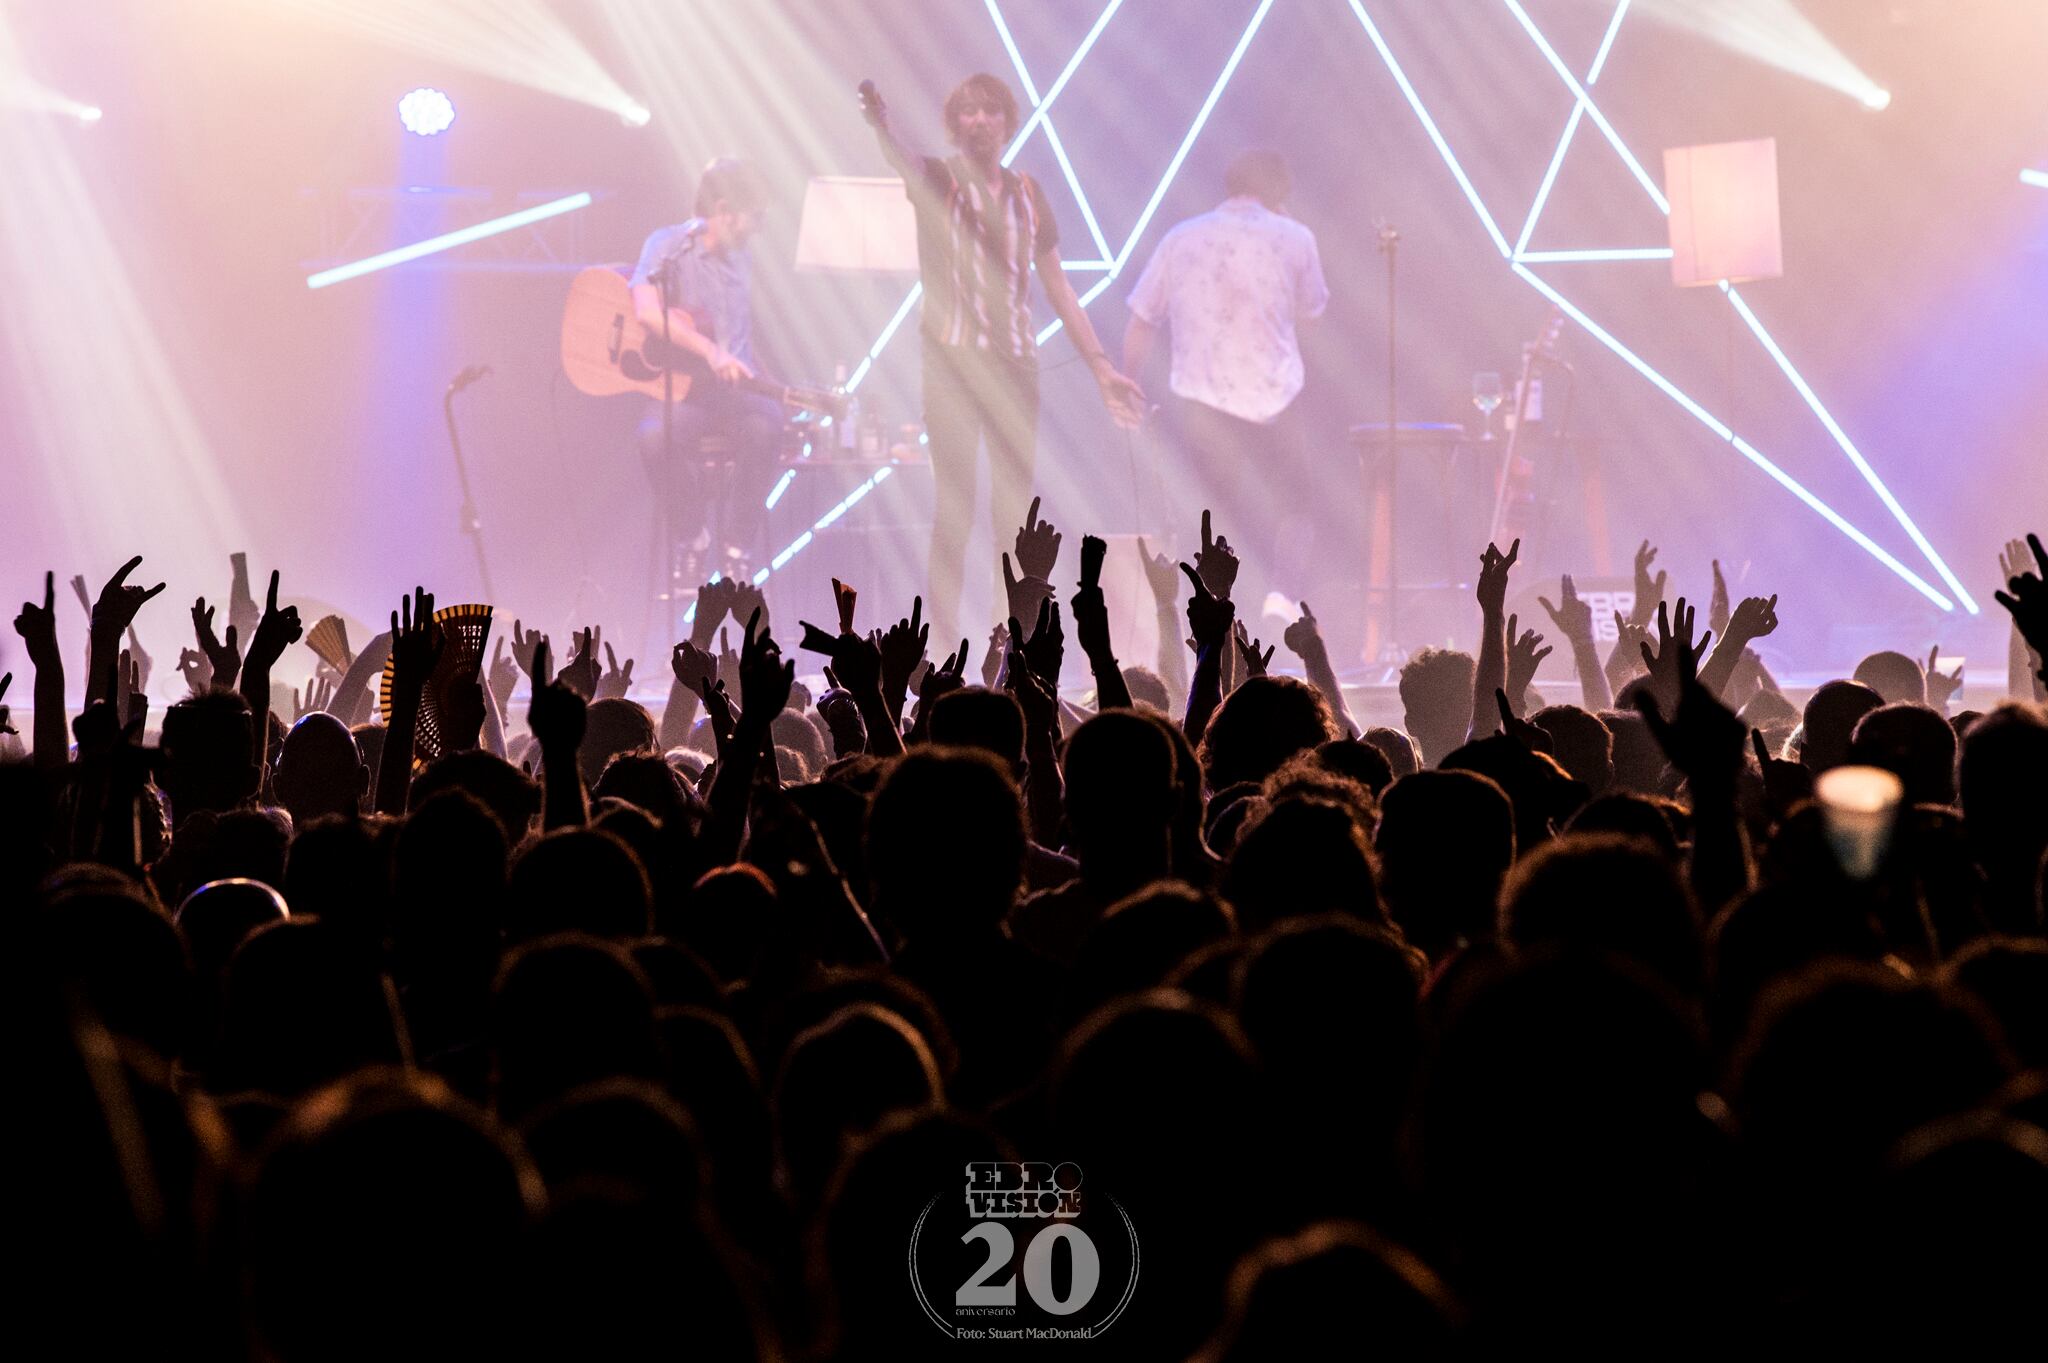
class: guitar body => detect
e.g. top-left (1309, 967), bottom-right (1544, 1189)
top-left (560, 266), bottom-right (699, 403)
top-left (560, 265), bottom-right (846, 418)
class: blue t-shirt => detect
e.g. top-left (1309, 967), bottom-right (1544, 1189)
top-left (630, 220), bottom-right (755, 369)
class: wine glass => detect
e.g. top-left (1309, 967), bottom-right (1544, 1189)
top-left (1472, 371), bottom-right (1504, 440)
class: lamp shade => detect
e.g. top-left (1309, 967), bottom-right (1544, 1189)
top-left (794, 175), bottom-right (920, 274)
top-left (1664, 137), bottom-right (1783, 287)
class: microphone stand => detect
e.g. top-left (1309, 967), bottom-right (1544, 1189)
top-left (655, 258), bottom-right (678, 643)
top-left (443, 373), bottom-right (496, 601)
top-left (1377, 221), bottom-right (1403, 662)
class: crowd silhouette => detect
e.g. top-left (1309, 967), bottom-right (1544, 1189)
top-left (7, 511), bottom-right (2048, 1359)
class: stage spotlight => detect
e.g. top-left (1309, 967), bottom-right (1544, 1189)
top-left (397, 87), bottom-right (454, 136)
top-left (278, 1), bottom-right (643, 124)
top-left (2020, 169), bottom-right (2048, 190)
top-left (1632, 0), bottom-right (1890, 110)
top-left (620, 103), bottom-right (651, 127)
top-left (76, 104), bottom-right (101, 123)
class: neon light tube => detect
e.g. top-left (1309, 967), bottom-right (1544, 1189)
top-left (306, 191), bottom-right (592, 289)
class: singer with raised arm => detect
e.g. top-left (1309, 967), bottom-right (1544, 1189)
top-left (860, 75), bottom-right (1146, 642)
top-left (629, 157), bottom-right (779, 578)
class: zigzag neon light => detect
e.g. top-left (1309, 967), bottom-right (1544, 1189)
top-left (305, 191), bottom-right (591, 288)
top-left (1348, 0), bottom-right (1969, 611)
top-left (1501, 0), bottom-right (1974, 611)
top-left (1517, 248), bottom-right (1671, 262)
top-left (1514, 264), bottom-right (1952, 610)
top-left (1514, 0), bottom-right (1631, 257)
top-left (987, 0), bottom-right (1117, 263)
top-left (1040, 0), bottom-right (1278, 345)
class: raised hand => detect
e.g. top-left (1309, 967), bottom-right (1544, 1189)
top-left (828, 627), bottom-right (885, 698)
top-left (1194, 509), bottom-right (1240, 601)
top-left (293, 675), bottom-right (336, 721)
top-left (670, 639), bottom-right (718, 694)
top-left (1993, 532), bottom-right (2048, 660)
top-left (1639, 597), bottom-right (1711, 712)
top-left (443, 662), bottom-right (487, 752)
top-left (91, 556), bottom-right (167, 641)
top-left (1610, 611), bottom-right (1649, 671)
top-left (1635, 661), bottom-right (1745, 788)
top-left (1537, 573), bottom-right (1593, 643)
top-left (1013, 496), bottom-right (1063, 581)
top-left (693, 674), bottom-right (737, 759)
top-left (1630, 539), bottom-right (1668, 626)
top-left (1924, 645), bottom-right (1963, 712)
top-left (1071, 577), bottom-right (1113, 663)
top-left (1475, 538), bottom-right (1521, 616)
top-left (730, 579), bottom-right (769, 637)
top-left (878, 595), bottom-right (930, 709)
top-left (559, 626), bottom-right (601, 700)
top-left (716, 625), bottom-right (742, 694)
top-left (487, 637), bottom-right (519, 708)
top-left (14, 571), bottom-right (61, 667)
top-left (1708, 559), bottom-right (1731, 640)
top-left (191, 597), bottom-right (242, 690)
top-left (1725, 594), bottom-right (1779, 643)
top-left (817, 686), bottom-right (866, 757)
top-left (737, 606), bottom-right (795, 720)
top-left (1004, 617), bottom-right (1059, 733)
top-left (693, 577), bottom-right (739, 645)
top-left (1137, 536), bottom-right (1181, 609)
top-left (1001, 553), bottom-right (1055, 639)
top-left (981, 622), bottom-right (1008, 689)
top-left (388, 586), bottom-right (445, 700)
top-left (1181, 560), bottom-right (1235, 654)
top-left (1496, 687), bottom-right (1554, 753)
top-left (125, 626), bottom-right (152, 695)
top-left (528, 648), bottom-right (588, 755)
top-left (595, 641), bottom-right (635, 700)
top-left (1505, 613), bottom-right (1552, 705)
top-left (1700, 593), bottom-right (1778, 701)
top-left (116, 650), bottom-right (146, 732)
top-left (1281, 601), bottom-right (1325, 660)
top-left (177, 648), bottom-right (211, 697)
top-left (243, 570), bottom-right (303, 673)
top-left (1233, 621), bottom-right (1275, 677)
top-left (919, 637), bottom-right (971, 708)
top-left (0, 672), bottom-right (12, 737)
top-left (1751, 727), bottom-right (1813, 820)
top-left (1021, 596), bottom-right (1065, 688)
top-left (508, 618), bottom-right (548, 681)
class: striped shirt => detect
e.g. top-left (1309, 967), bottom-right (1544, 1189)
top-left (906, 155), bottom-right (1059, 360)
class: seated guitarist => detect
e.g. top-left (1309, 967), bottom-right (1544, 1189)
top-left (630, 157), bottom-right (779, 576)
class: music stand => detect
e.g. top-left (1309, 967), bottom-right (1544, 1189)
top-left (795, 176), bottom-right (920, 274)
top-left (1665, 138), bottom-right (1784, 427)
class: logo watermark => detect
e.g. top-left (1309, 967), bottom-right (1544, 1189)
top-left (908, 1160), bottom-right (1140, 1344)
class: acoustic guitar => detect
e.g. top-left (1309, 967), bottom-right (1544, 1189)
top-left (559, 266), bottom-right (845, 418)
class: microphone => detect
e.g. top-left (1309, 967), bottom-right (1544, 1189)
top-left (448, 364), bottom-right (492, 394)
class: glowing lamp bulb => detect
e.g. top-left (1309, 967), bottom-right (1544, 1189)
top-left (398, 87), bottom-right (456, 137)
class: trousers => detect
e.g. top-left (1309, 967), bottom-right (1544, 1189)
top-left (1168, 392), bottom-right (1322, 621)
top-left (922, 341), bottom-right (1040, 641)
top-left (637, 383), bottom-right (783, 573)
